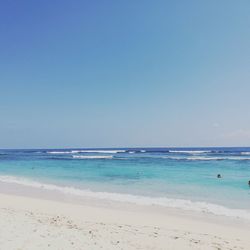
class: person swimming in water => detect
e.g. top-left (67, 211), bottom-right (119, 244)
top-left (217, 174), bottom-right (221, 178)
top-left (248, 180), bottom-right (250, 186)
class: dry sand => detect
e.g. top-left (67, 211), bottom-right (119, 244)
top-left (0, 193), bottom-right (249, 250)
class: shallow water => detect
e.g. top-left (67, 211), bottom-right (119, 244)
top-left (0, 147), bottom-right (250, 218)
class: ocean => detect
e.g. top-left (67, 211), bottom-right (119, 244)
top-left (0, 147), bottom-right (250, 219)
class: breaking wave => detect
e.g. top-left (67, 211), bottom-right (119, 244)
top-left (72, 155), bottom-right (113, 159)
top-left (73, 150), bottom-right (125, 154)
top-left (0, 175), bottom-right (249, 220)
top-left (168, 150), bottom-right (211, 154)
top-left (241, 152), bottom-right (250, 155)
top-left (47, 151), bottom-right (73, 154)
top-left (164, 156), bottom-right (250, 161)
top-left (47, 150), bottom-right (125, 154)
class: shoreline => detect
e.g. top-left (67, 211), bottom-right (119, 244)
top-left (0, 186), bottom-right (250, 249)
top-left (1, 176), bottom-right (250, 221)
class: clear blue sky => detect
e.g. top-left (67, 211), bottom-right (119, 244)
top-left (0, 0), bottom-right (249, 148)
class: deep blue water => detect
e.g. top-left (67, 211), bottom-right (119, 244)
top-left (0, 147), bottom-right (250, 217)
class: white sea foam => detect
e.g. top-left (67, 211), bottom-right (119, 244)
top-left (169, 150), bottom-right (211, 154)
top-left (47, 150), bottom-right (125, 154)
top-left (164, 156), bottom-right (250, 161)
top-left (47, 151), bottom-right (73, 154)
top-left (72, 155), bottom-right (113, 159)
top-left (0, 175), bottom-right (249, 220)
top-left (194, 156), bottom-right (250, 161)
top-left (241, 152), bottom-right (250, 155)
top-left (186, 157), bottom-right (225, 161)
top-left (163, 156), bottom-right (220, 161)
top-left (74, 150), bottom-right (125, 154)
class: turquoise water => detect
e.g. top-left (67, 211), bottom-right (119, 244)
top-left (0, 148), bottom-right (250, 217)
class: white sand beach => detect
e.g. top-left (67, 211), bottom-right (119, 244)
top-left (0, 192), bottom-right (250, 250)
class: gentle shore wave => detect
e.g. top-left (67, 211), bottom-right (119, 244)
top-left (0, 175), bottom-right (249, 220)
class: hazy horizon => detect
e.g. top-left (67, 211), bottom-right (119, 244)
top-left (1, 146), bottom-right (250, 150)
